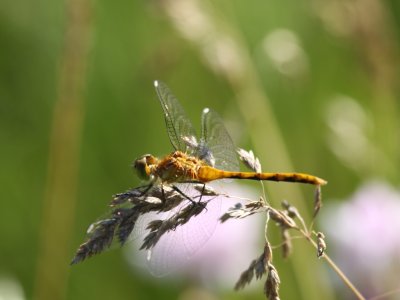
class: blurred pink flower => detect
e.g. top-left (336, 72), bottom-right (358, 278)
top-left (322, 181), bottom-right (400, 297)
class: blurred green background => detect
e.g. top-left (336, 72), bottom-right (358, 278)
top-left (1, 0), bottom-right (399, 299)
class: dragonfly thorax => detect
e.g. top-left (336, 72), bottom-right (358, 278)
top-left (133, 151), bottom-right (205, 183)
top-left (155, 151), bottom-right (205, 183)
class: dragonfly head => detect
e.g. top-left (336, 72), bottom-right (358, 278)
top-left (133, 154), bottom-right (158, 180)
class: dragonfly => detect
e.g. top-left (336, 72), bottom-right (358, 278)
top-left (134, 80), bottom-right (327, 192)
top-left (131, 81), bottom-right (326, 275)
top-left (71, 80), bottom-right (326, 275)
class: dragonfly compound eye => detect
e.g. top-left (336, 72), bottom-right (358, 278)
top-left (133, 154), bottom-right (152, 180)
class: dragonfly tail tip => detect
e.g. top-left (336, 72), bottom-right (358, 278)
top-left (318, 178), bottom-right (328, 186)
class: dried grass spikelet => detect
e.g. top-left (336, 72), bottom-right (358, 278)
top-left (264, 264), bottom-right (281, 300)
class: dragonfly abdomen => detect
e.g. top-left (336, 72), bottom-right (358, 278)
top-left (250, 172), bottom-right (327, 185)
top-left (198, 166), bottom-right (327, 186)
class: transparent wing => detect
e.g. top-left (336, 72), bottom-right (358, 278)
top-left (146, 189), bottom-right (222, 277)
top-left (125, 183), bottom-right (222, 277)
top-left (154, 80), bottom-right (198, 152)
top-left (199, 108), bottom-right (239, 171)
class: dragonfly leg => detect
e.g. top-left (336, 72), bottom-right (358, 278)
top-left (171, 185), bottom-right (196, 203)
top-left (171, 184), bottom-right (208, 212)
top-left (197, 183), bottom-right (206, 203)
top-left (160, 183), bottom-right (168, 203)
top-left (197, 184), bottom-right (208, 212)
top-left (139, 182), bottom-right (154, 197)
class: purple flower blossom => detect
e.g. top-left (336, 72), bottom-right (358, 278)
top-left (322, 181), bottom-right (400, 297)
